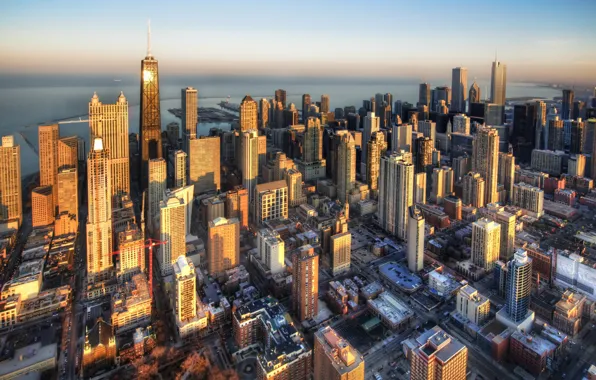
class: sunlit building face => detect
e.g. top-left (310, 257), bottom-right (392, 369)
top-left (143, 69), bottom-right (153, 82)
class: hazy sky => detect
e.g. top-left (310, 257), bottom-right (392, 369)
top-left (1, 0), bottom-right (595, 84)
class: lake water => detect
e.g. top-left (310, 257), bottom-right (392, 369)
top-left (0, 74), bottom-right (562, 176)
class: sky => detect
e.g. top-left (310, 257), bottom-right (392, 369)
top-left (1, 0), bottom-right (595, 84)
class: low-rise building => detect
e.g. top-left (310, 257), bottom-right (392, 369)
top-left (111, 274), bottom-right (152, 334)
top-left (552, 290), bottom-right (586, 336)
top-left (509, 330), bottom-right (556, 376)
top-left (367, 291), bottom-right (414, 330)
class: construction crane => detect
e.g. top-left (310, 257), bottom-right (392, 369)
top-left (58, 117), bottom-right (89, 124)
top-left (112, 238), bottom-right (166, 301)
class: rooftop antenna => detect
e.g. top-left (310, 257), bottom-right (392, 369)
top-left (147, 19), bottom-right (152, 57)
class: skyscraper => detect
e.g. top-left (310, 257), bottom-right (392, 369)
top-left (286, 168), bottom-right (305, 207)
top-left (172, 150), bottom-right (187, 188)
top-left (89, 92), bottom-right (130, 200)
top-left (313, 326), bottom-right (365, 380)
top-left (410, 327), bottom-right (468, 380)
top-left (407, 206), bottom-right (425, 273)
top-left (31, 186), bottom-right (54, 228)
top-left (361, 112), bottom-right (380, 177)
top-left (561, 89), bottom-right (574, 120)
top-left (257, 228), bottom-right (285, 275)
top-left (139, 24), bottom-right (163, 190)
top-left (38, 124), bottom-right (59, 208)
top-left (336, 132), bottom-right (356, 203)
top-left (207, 217), bottom-right (240, 276)
top-left (258, 98), bottom-right (269, 129)
top-left (490, 60), bottom-right (507, 105)
top-left (469, 80), bottom-right (481, 104)
top-left (366, 131), bottom-right (387, 193)
top-left (451, 67), bottom-right (468, 113)
top-left (462, 172), bottom-right (485, 208)
top-left (159, 194), bottom-right (186, 276)
top-left (303, 117), bottom-right (324, 163)
top-left (472, 127), bottom-right (499, 204)
top-left (415, 137), bottom-right (434, 173)
top-left (55, 167), bottom-right (78, 236)
top-left (292, 245), bottom-right (319, 322)
top-left (57, 136), bottom-right (78, 171)
top-left (87, 138), bottom-right (113, 281)
top-left (418, 83), bottom-right (430, 106)
top-left (181, 87), bottom-right (198, 153)
top-left (498, 152), bottom-right (515, 201)
top-left (471, 218), bottom-right (501, 271)
top-left (275, 89), bottom-right (287, 108)
top-left (392, 123), bottom-right (412, 152)
top-left (301, 94), bottom-right (311, 122)
top-left (378, 151), bottom-right (414, 240)
top-left (239, 95), bottom-right (258, 132)
top-left (414, 172), bottom-right (427, 204)
top-left (0, 136), bottom-right (22, 227)
top-left (255, 181), bottom-right (288, 224)
top-left (188, 136), bottom-right (220, 195)
top-left (117, 226), bottom-right (145, 282)
top-left (320, 94), bottom-right (330, 113)
top-left (505, 249), bottom-right (533, 323)
top-left (241, 130), bottom-right (259, 203)
top-left (225, 186), bottom-right (249, 230)
top-left (147, 158), bottom-right (166, 232)
top-left (496, 211), bottom-right (516, 262)
top-left (173, 255), bottom-right (202, 337)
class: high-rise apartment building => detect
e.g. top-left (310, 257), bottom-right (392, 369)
top-left (55, 167), bottom-right (78, 236)
top-left (453, 114), bottom-right (470, 134)
top-left (301, 94), bottom-right (311, 122)
top-left (57, 136), bottom-right (78, 171)
top-left (451, 67), bottom-right (468, 113)
top-left (431, 168), bottom-right (446, 204)
top-left (304, 117), bottom-right (324, 163)
top-left (414, 172), bottom-right (427, 204)
top-left (173, 255), bottom-right (205, 338)
top-left (512, 183), bottom-right (544, 216)
top-left (172, 150), bottom-right (187, 188)
top-left (89, 92), bottom-right (130, 200)
top-left (505, 249), bottom-right (533, 323)
top-left (257, 98), bottom-right (268, 130)
top-left (286, 168), bottom-right (305, 207)
top-left (31, 186), bottom-right (54, 228)
top-left (336, 132), bottom-right (356, 203)
top-left (321, 94), bottom-right (330, 113)
top-left (147, 158), bottom-right (166, 231)
top-left (257, 228), bottom-right (285, 275)
top-left (314, 326), bottom-right (365, 380)
top-left (471, 218), bottom-right (501, 271)
top-left (407, 206), bottom-right (425, 273)
top-left (139, 36), bottom-right (163, 190)
top-left (241, 130), bottom-right (259, 203)
top-left (472, 127), bottom-right (499, 204)
top-left (188, 136), bottom-right (220, 195)
top-left (366, 131), bottom-right (387, 192)
top-left (498, 152), bottom-right (515, 201)
top-left (181, 87), bottom-right (198, 153)
top-left (419, 83), bottom-right (431, 106)
top-left (207, 217), bottom-right (240, 276)
top-left (117, 226), bottom-right (145, 282)
top-left (239, 95), bottom-right (258, 132)
top-left (292, 245), bottom-right (319, 321)
top-left (378, 151), bottom-right (414, 240)
top-left (225, 186), bottom-right (249, 230)
top-left (158, 194), bottom-right (186, 276)
top-left (392, 123), bottom-right (412, 152)
top-left (410, 327), bottom-right (468, 380)
top-left (456, 285), bottom-right (490, 325)
top-left (255, 180), bottom-right (288, 224)
top-left (275, 89), bottom-right (287, 108)
top-left (469, 80), bottom-right (481, 104)
top-left (415, 137), bottom-right (434, 173)
top-left (490, 60), bottom-right (507, 105)
top-left (87, 138), bottom-right (113, 281)
top-left (462, 172), bottom-right (485, 208)
top-left (361, 112), bottom-right (380, 177)
top-left (547, 117), bottom-right (564, 151)
top-left (0, 136), bottom-right (22, 227)
top-left (330, 228), bottom-right (351, 276)
top-left (38, 124), bottom-right (59, 207)
top-left (496, 211), bottom-right (516, 262)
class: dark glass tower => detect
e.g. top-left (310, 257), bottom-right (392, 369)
top-left (139, 22), bottom-right (163, 190)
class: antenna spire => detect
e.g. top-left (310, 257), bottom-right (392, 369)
top-left (147, 19), bottom-right (152, 56)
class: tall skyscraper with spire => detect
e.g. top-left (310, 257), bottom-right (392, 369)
top-left (140, 21), bottom-right (163, 190)
top-left (490, 59), bottom-right (507, 105)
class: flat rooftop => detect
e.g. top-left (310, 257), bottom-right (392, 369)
top-left (367, 291), bottom-right (413, 325)
top-left (379, 261), bottom-right (423, 291)
top-left (0, 342), bottom-right (56, 377)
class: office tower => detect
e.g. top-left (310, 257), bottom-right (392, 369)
top-left (419, 83), bottom-right (430, 106)
top-left (453, 114), bottom-right (470, 134)
top-left (407, 206), bottom-right (425, 273)
top-left (292, 245), bottom-right (319, 321)
top-left (336, 132), bottom-right (356, 203)
top-left (314, 326), bottom-right (365, 380)
top-left (0, 136), bottom-right (22, 227)
top-left (505, 249), bottom-right (532, 323)
top-left (147, 158), bottom-right (166, 231)
top-left (462, 172), bottom-right (485, 208)
top-left (275, 89), bottom-right (287, 108)
top-left (286, 168), bottom-right (305, 207)
top-left (512, 183), bottom-right (544, 216)
top-left (547, 117), bottom-right (564, 151)
top-left (418, 120), bottom-right (436, 142)
top-left (139, 29), bottom-right (163, 190)
top-left (207, 217), bottom-right (240, 276)
top-left (431, 168), bottom-right (445, 204)
top-left (484, 103), bottom-right (504, 125)
top-left (188, 136), bottom-right (220, 195)
top-left (414, 172), bottom-right (427, 204)
top-left (431, 86), bottom-right (451, 110)
top-left (89, 92), bottom-right (130, 200)
top-left (415, 137), bottom-right (434, 173)
top-left (55, 168), bottom-right (78, 236)
top-left (87, 138), bottom-right (113, 281)
top-left (173, 255), bottom-right (202, 336)
top-left (443, 167), bottom-right (454, 195)
top-left (320, 94), bottom-right (330, 113)
top-left (570, 120), bottom-right (585, 154)
top-left (378, 102), bottom-right (392, 128)
top-left (490, 60), bottom-right (507, 105)
top-left (167, 122), bottom-right (180, 146)
top-left (57, 136), bottom-right (78, 170)
top-left (378, 151), bottom-right (414, 240)
top-left (158, 194), bottom-right (186, 276)
top-left (451, 67), bottom-right (468, 113)
top-left (255, 180), bottom-right (288, 224)
top-left (444, 196), bottom-right (462, 220)
top-left (31, 186), bottom-right (53, 228)
top-left (117, 226), bottom-right (145, 282)
top-left (456, 285), bottom-right (490, 325)
top-left (495, 152), bottom-right (514, 201)
top-left (561, 89), bottom-right (574, 120)
top-left (239, 95), bottom-right (258, 132)
top-left (410, 327), bottom-right (468, 380)
top-left (304, 117), bottom-right (324, 162)
top-left (361, 112), bottom-right (380, 177)
top-left (274, 101), bottom-right (284, 128)
top-left (258, 98), bottom-right (269, 129)
top-left (181, 87), bottom-right (198, 152)
top-left (172, 150), bottom-right (187, 188)
top-left (330, 229), bottom-right (351, 276)
top-left (472, 127), bottom-right (499, 204)
top-left (257, 228), bottom-right (285, 275)
top-left (469, 80), bottom-right (481, 104)
top-left (534, 101), bottom-right (547, 150)
top-left (496, 211), bottom-right (516, 262)
top-left (38, 124), bottom-right (59, 207)
top-left (225, 186), bottom-right (249, 230)
top-left (392, 123), bottom-right (412, 152)
top-left (471, 218), bottom-right (501, 271)
top-left (568, 154), bottom-right (586, 177)
top-left (574, 100), bottom-right (586, 121)
top-left (241, 130), bottom-right (259, 203)
top-left (302, 94), bottom-right (311, 123)
top-left (366, 131), bottom-right (387, 192)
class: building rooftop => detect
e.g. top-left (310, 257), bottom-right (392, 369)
top-left (315, 326), bottom-right (364, 374)
top-left (256, 180), bottom-right (287, 193)
top-left (511, 330), bottom-right (556, 356)
top-left (414, 327), bottom-right (467, 364)
top-left (0, 342), bottom-right (57, 378)
top-left (378, 261), bottom-right (423, 291)
top-left (367, 291), bottom-right (414, 326)
top-left (112, 274), bottom-right (151, 313)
